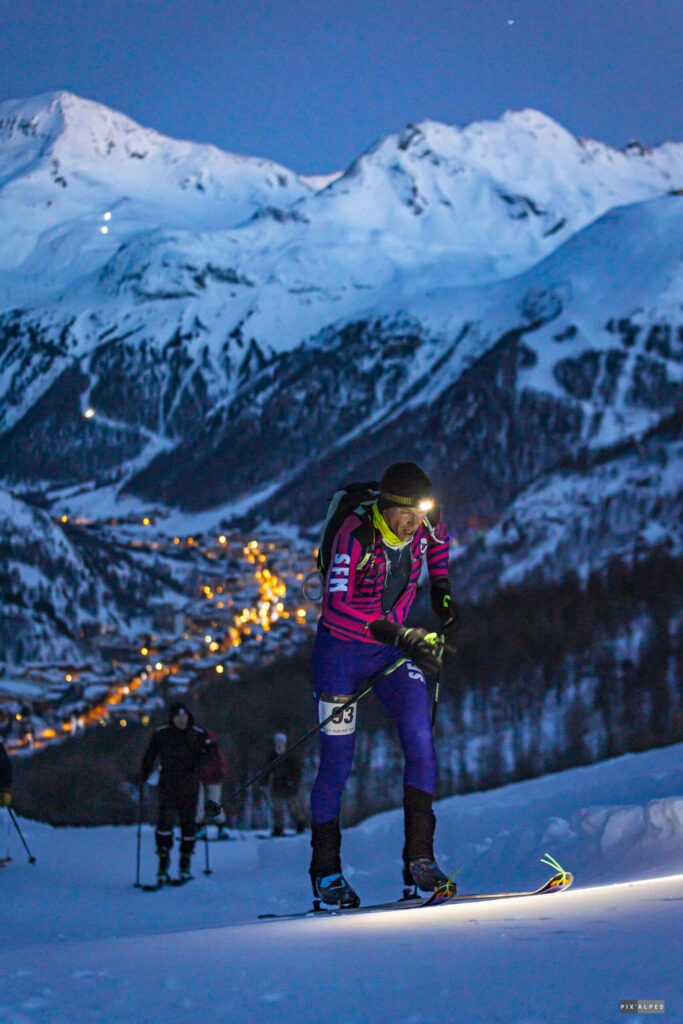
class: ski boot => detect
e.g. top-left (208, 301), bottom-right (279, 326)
top-left (179, 852), bottom-right (193, 883)
top-left (216, 825), bottom-right (229, 841)
top-left (402, 786), bottom-right (456, 895)
top-left (408, 857), bottom-right (454, 893)
top-left (156, 850), bottom-right (171, 885)
top-left (310, 817), bottom-right (360, 907)
top-left (312, 872), bottom-right (360, 908)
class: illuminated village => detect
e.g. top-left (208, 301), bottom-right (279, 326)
top-left (0, 519), bottom-right (318, 751)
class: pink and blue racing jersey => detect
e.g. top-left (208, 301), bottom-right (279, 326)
top-left (321, 511), bottom-right (450, 643)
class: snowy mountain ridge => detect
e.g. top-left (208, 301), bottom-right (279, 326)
top-left (1, 90), bottom-right (681, 307)
top-left (0, 91), bottom-right (681, 616)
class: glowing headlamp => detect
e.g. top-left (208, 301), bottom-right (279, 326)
top-left (381, 491), bottom-right (436, 511)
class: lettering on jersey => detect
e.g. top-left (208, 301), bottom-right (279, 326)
top-left (328, 552), bottom-right (351, 593)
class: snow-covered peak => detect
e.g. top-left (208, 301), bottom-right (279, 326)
top-left (327, 107), bottom-right (682, 217)
top-left (0, 90), bottom-right (314, 263)
top-left (0, 89), bottom-right (309, 183)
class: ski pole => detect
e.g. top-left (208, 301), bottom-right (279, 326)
top-left (7, 807), bottom-right (36, 864)
top-left (134, 784), bottom-right (143, 888)
top-left (203, 826), bottom-right (211, 876)
top-left (431, 665), bottom-right (442, 730)
top-left (2, 807), bottom-right (11, 865)
top-left (426, 632), bottom-right (455, 730)
top-left (221, 661), bottom-right (402, 812)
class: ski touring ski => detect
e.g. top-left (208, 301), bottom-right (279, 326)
top-left (140, 875), bottom-right (194, 892)
top-left (258, 854), bottom-right (573, 921)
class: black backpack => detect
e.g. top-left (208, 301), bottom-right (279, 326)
top-left (312, 481), bottom-right (379, 590)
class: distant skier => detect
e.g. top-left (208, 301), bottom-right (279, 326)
top-left (140, 702), bottom-right (211, 883)
top-left (195, 732), bottom-right (231, 840)
top-left (265, 732), bottom-right (307, 837)
top-left (309, 462), bottom-right (458, 907)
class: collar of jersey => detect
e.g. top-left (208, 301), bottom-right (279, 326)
top-left (372, 503), bottom-right (411, 550)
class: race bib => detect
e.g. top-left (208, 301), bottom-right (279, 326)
top-left (319, 694), bottom-right (357, 736)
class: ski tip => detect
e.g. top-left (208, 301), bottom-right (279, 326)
top-left (421, 884), bottom-right (458, 906)
top-left (545, 870), bottom-right (574, 892)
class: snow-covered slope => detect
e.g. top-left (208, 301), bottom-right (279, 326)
top-left (3, 742), bottom-right (683, 1022)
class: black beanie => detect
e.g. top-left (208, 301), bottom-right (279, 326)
top-left (168, 702), bottom-right (193, 724)
top-left (378, 462), bottom-right (433, 510)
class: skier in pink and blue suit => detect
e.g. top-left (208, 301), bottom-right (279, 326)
top-left (309, 462), bottom-right (459, 907)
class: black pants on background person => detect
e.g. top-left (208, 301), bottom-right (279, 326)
top-left (155, 776), bottom-right (199, 858)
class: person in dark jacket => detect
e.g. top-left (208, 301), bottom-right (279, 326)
top-left (0, 740), bottom-right (11, 808)
top-left (265, 732), bottom-right (307, 837)
top-left (140, 702), bottom-right (210, 882)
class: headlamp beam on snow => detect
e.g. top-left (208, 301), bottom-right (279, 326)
top-left (380, 492), bottom-right (435, 512)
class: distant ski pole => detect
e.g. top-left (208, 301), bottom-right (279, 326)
top-left (8, 807), bottom-right (36, 864)
top-left (134, 784), bottom-right (143, 888)
top-left (203, 827), bottom-right (211, 876)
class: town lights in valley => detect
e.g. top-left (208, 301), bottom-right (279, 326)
top-left (1, 514), bottom-right (323, 756)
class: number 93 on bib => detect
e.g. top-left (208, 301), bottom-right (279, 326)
top-left (319, 693), bottom-right (358, 736)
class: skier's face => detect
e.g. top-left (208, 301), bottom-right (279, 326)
top-left (383, 505), bottom-right (425, 543)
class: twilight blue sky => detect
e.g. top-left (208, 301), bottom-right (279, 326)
top-left (3, 0), bottom-right (681, 173)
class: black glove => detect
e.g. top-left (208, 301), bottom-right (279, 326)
top-left (430, 579), bottom-right (460, 645)
top-left (369, 620), bottom-right (442, 676)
